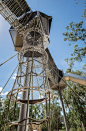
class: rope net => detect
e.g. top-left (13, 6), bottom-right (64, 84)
top-left (2, 25), bottom-right (54, 131)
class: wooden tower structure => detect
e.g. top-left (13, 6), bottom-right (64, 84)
top-left (0, 1), bottom-right (86, 131)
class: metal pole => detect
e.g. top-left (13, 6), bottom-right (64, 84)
top-left (47, 91), bottom-right (51, 131)
top-left (58, 89), bottom-right (69, 131)
top-left (46, 99), bottom-right (48, 131)
top-left (18, 58), bottom-right (30, 131)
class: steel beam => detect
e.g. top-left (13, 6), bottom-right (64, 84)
top-left (58, 89), bottom-right (69, 131)
top-left (18, 58), bottom-right (31, 131)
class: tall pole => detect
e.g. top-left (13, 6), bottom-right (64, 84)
top-left (49, 91), bottom-right (51, 131)
top-left (18, 58), bottom-right (31, 131)
top-left (58, 89), bottom-right (69, 131)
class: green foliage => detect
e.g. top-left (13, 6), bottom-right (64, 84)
top-left (0, 98), bottom-right (20, 131)
top-left (41, 123), bottom-right (47, 131)
top-left (82, 64), bottom-right (86, 71)
top-left (0, 97), bottom-right (64, 131)
top-left (63, 21), bottom-right (86, 62)
top-left (63, 44), bottom-right (86, 130)
top-left (66, 68), bottom-right (71, 73)
top-left (63, 20), bottom-right (86, 130)
top-left (63, 78), bottom-right (86, 130)
top-left (50, 99), bottom-right (63, 131)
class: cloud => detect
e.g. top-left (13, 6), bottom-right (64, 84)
top-left (17, 96), bottom-right (20, 99)
top-left (18, 92), bottom-right (22, 95)
top-left (12, 77), bottom-right (16, 79)
top-left (12, 73), bottom-right (17, 79)
top-left (1, 92), bottom-right (8, 95)
top-left (0, 87), bottom-right (8, 95)
top-left (39, 94), bottom-right (44, 99)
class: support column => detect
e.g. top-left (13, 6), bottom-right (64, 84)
top-left (47, 91), bottom-right (51, 131)
top-left (58, 89), bottom-right (69, 131)
top-left (18, 58), bottom-right (30, 131)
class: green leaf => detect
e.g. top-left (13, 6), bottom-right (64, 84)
top-left (71, 54), bottom-right (73, 56)
top-left (65, 26), bottom-right (69, 30)
top-left (64, 38), bottom-right (67, 41)
top-left (79, 21), bottom-right (83, 25)
top-left (74, 44), bottom-right (78, 48)
top-left (69, 43), bottom-right (71, 46)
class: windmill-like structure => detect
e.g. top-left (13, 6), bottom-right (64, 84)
top-left (0, 0), bottom-right (86, 131)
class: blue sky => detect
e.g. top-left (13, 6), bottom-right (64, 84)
top-left (0, 0), bottom-right (86, 96)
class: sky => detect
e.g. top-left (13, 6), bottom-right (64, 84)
top-left (0, 0), bottom-right (86, 96)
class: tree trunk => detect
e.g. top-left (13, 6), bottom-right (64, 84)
top-left (82, 122), bottom-right (86, 131)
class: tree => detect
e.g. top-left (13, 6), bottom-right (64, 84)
top-left (51, 103), bottom-right (62, 131)
top-left (63, 21), bottom-right (86, 62)
top-left (73, 0), bottom-right (86, 18)
top-left (63, 55), bottom-right (86, 130)
top-left (0, 98), bottom-right (20, 131)
top-left (0, 96), bottom-right (4, 131)
top-left (62, 21), bottom-right (86, 130)
top-left (63, 76), bottom-right (86, 131)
